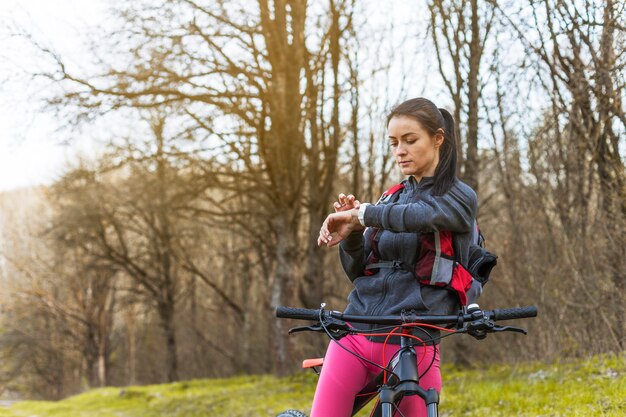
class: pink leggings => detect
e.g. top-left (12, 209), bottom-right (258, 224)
top-left (310, 334), bottom-right (441, 417)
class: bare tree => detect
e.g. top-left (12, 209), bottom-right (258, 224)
top-left (35, 0), bottom-right (357, 371)
top-left (428, 0), bottom-right (496, 192)
top-left (505, 0), bottom-right (623, 350)
top-left (48, 114), bottom-right (194, 382)
top-left (0, 189), bottom-right (117, 396)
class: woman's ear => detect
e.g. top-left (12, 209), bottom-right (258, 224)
top-left (434, 129), bottom-right (445, 149)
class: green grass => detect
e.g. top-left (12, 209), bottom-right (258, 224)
top-left (1, 354), bottom-right (623, 417)
top-left (439, 354), bottom-right (625, 416)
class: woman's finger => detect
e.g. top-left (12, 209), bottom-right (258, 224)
top-left (318, 228), bottom-right (326, 243)
top-left (319, 217), bottom-right (331, 238)
top-left (317, 230), bottom-right (327, 246)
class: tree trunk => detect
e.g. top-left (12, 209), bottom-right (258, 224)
top-left (160, 302), bottom-right (179, 382)
top-left (464, 0), bottom-right (482, 192)
top-left (302, 209), bottom-right (325, 308)
top-left (300, 0), bottom-right (344, 309)
top-left (596, 0), bottom-right (625, 350)
top-left (271, 214), bottom-right (299, 373)
top-left (83, 321), bottom-right (101, 388)
top-left (97, 352), bottom-right (107, 387)
top-left (125, 308), bottom-right (137, 385)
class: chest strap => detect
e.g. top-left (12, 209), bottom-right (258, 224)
top-left (365, 260), bottom-right (414, 273)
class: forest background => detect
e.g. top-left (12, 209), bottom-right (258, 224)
top-left (0, 0), bottom-right (624, 401)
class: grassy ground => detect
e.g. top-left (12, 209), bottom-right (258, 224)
top-left (0, 354), bottom-right (623, 417)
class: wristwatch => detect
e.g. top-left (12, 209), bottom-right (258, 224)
top-left (357, 203), bottom-right (370, 227)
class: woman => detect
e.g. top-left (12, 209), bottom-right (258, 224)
top-left (313, 97), bottom-right (478, 417)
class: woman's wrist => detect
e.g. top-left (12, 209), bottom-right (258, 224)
top-left (350, 207), bottom-right (365, 230)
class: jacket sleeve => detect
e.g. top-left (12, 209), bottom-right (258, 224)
top-left (338, 230), bottom-right (367, 282)
top-left (362, 183), bottom-right (477, 233)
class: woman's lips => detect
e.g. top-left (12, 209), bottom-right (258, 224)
top-left (398, 161), bottom-right (411, 166)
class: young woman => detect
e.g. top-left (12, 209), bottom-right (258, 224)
top-left (314, 97), bottom-right (478, 417)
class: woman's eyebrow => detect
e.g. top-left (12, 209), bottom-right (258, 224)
top-left (388, 132), bottom-right (418, 139)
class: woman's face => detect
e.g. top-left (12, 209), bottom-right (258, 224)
top-left (388, 115), bottom-right (443, 180)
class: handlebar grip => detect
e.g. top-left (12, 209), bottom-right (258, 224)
top-left (492, 306), bottom-right (538, 321)
top-left (275, 306), bottom-right (321, 321)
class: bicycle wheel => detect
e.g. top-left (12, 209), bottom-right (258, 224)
top-left (275, 410), bottom-right (308, 417)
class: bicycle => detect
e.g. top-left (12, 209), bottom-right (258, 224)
top-left (274, 303), bottom-right (538, 417)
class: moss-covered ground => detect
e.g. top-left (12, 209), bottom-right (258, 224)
top-left (0, 354), bottom-right (623, 417)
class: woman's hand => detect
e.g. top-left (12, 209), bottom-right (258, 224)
top-left (317, 208), bottom-right (364, 247)
top-left (333, 193), bottom-right (360, 213)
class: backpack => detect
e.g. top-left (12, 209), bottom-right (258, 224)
top-left (363, 183), bottom-right (498, 306)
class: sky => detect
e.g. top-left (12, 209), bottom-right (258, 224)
top-left (0, 0), bottom-right (109, 192)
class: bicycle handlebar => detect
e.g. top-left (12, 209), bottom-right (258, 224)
top-left (275, 305), bottom-right (537, 325)
top-left (492, 306), bottom-right (538, 321)
top-left (275, 306), bottom-right (323, 321)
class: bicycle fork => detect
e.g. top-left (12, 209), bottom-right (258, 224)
top-left (377, 347), bottom-right (439, 417)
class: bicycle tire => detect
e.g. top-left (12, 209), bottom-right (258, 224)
top-left (275, 410), bottom-right (308, 417)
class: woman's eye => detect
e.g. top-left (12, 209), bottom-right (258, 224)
top-left (390, 142), bottom-right (398, 148)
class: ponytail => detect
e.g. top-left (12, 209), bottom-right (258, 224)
top-left (432, 108), bottom-right (457, 196)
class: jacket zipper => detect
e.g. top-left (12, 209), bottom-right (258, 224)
top-left (370, 269), bottom-right (393, 316)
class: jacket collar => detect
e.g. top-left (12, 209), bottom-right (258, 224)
top-left (405, 175), bottom-right (435, 189)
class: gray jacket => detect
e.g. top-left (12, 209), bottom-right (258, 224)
top-left (339, 176), bottom-right (478, 343)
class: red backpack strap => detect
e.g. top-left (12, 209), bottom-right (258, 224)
top-left (384, 183), bottom-right (404, 197)
top-left (376, 183), bottom-right (405, 204)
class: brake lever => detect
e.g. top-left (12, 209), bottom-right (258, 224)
top-left (492, 325), bottom-right (527, 335)
top-left (463, 319), bottom-right (528, 339)
top-left (288, 324), bottom-right (322, 334)
top-left (288, 318), bottom-right (351, 338)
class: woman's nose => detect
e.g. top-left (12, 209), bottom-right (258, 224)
top-left (395, 144), bottom-right (407, 156)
